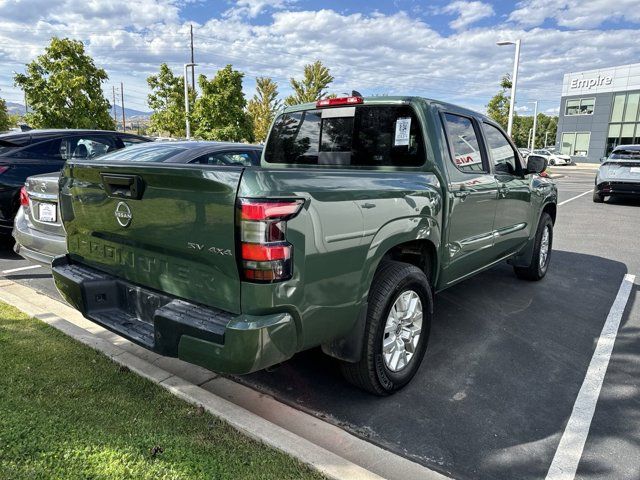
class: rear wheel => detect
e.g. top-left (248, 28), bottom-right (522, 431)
top-left (514, 213), bottom-right (553, 281)
top-left (549, 159), bottom-right (556, 166)
top-left (340, 261), bottom-right (432, 395)
top-left (593, 190), bottom-right (604, 203)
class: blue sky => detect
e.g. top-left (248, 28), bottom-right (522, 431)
top-left (0, 0), bottom-right (639, 115)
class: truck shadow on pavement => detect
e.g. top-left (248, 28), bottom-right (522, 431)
top-left (236, 250), bottom-right (630, 480)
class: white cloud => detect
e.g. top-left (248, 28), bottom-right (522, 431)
top-left (224, 0), bottom-right (295, 19)
top-left (441, 1), bottom-right (494, 30)
top-left (509, 0), bottom-right (640, 28)
top-left (0, 5), bottom-right (639, 114)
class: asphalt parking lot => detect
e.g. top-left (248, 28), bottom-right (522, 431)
top-left (1, 170), bottom-right (639, 480)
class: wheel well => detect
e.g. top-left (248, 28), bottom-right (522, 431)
top-left (543, 203), bottom-right (557, 224)
top-left (381, 240), bottom-right (436, 282)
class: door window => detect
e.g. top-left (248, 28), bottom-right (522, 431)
top-left (443, 113), bottom-right (486, 173)
top-left (11, 138), bottom-right (64, 160)
top-left (192, 151), bottom-right (257, 166)
top-left (67, 136), bottom-right (117, 159)
top-left (483, 123), bottom-right (520, 175)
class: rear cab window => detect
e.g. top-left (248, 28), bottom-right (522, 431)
top-left (264, 104), bottom-right (426, 167)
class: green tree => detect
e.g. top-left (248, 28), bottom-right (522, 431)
top-left (147, 63), bottom-right (195, 137)
top-left (0, 97), bottom-right (9, 132)
top-left (486, 74), bottom-right (512, 131)
top-left (512, 114), bottom-right (558, 149)
top-left (247, 77), bottom-right (281, 143)
top-left (193, 65), bottom-right (253, 142)
top-left (285, 60), bottom-right (334, 106)
top-left (14, 37), bottom-right (114, 129)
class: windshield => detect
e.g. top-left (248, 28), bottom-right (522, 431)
top-left (264, 105), bottom-right (425, 167)
top-left (94, 144), bottom-right (188, 163)
top-left (609, 149), bottom-right (640, 161)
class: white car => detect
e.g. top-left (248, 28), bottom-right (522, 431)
top-left (532, 149), bottom-right (572, 166)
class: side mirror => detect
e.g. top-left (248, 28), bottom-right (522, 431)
top-left (526, 155), bottom-right (547, 174)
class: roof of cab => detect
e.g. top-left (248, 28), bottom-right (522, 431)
top-left (280, 95), bottom-right (494, 124)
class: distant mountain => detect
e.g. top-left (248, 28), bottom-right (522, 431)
top-left (6, 102), bottom-right (27, 115)
top-left (111, 105), bottom-right (152, 120)
top-left (4, 102), bottom-right (152, 120)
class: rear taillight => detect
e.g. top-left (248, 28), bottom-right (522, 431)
top-left (19, 186), bottom-right (29, 207)
top-left (238, 198), bottom-right (303, 282)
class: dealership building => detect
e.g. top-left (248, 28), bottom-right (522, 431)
top-left (555, 62), bottom-right (640, 163)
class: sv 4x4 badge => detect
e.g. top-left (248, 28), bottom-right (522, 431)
top-left (187, 242), bottom-right (233, 256)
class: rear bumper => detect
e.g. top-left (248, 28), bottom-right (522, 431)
top-left (596, 180), bottom-right (640, 196)
top-left (51, 255), bottom-right (298, 374)
top-left (12, 208), bottom-right (66, 267)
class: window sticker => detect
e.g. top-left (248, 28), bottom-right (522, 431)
top-left (394, 117), bottom-right (411, 146)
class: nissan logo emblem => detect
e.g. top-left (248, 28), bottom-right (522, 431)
top-left (114, 201), bottom-right (132, 227)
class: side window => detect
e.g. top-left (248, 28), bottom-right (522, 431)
top-left (443, 113), bottom-right (486, 173)
top-left (11, 139), bottom-right (64, 160)
top-left (68, 136), bottom-right (117, 160)
top-left (483, 123), bottom-right (520, 176)
top-left (192, 151), bottom-right (256, 166)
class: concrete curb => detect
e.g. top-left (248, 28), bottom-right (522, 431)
top-left (0, 278), bottom-right (452, 480)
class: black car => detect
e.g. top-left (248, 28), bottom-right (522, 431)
top-left (594, 144), bottom-right (640, 202)
top-left (0, 129), bottom-right (151, 239)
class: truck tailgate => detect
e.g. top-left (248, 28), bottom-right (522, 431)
top-left (59, 162), bottom-right (243, 314)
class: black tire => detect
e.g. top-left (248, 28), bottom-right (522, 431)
top-left (549, 159), bottom-right (556, 166)
top-left (340, 261), bottom-right (432, 396)
top-left (593, 190), bottom-right (604, 203)
top-left (514, 212), bottom-right (553, 281)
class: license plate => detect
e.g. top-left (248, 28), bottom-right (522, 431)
top-left (38, 202), bottom-right (57, 222)
top-left (630, 167), bottom-right (640, 173)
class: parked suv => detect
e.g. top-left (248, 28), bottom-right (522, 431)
top-left (0, 129), bottom-right (150, 241)
top-left (52, 96), bottom-right (556, 395)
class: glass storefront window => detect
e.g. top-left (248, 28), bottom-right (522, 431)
top-left (574, 133), bottom-right (590, 156)
top-left (565, 99), bottom-right (580, 116)
top-left (560, 133), bottom-right (574, 155)
top-left (564, 98), bottom-right (594, 116)
top-left (620, 123), bottom-right (636, 145)
top-left (624, 93), bottom-right (640, 122)
top-left (561, 132), bottom-right (591, 156)
top-left (611, 94), bottom-right (625, 122)
top-left (579, 98), bottom-right (595, 114)
top-left (608, 124), bottom-right (621, 137)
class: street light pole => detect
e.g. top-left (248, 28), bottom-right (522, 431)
top-left (497, 39), bottom-right (521, 137)
top-left (530, 100), bottom-right (538, 150)
top-left (184, 63), bottom-right (197, 139)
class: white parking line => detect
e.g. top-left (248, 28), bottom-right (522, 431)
top-left (546, 273), bottom-right (636, 480)
top-left (2, 265), bottom-right (41, 274)
top-left (558, 189), bottom-right (593, 206)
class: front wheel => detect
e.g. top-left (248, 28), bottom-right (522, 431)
top-left (514, 212), bottom-right (553, 281)
top-left (593, 190), bottom-right (604, 203)
top-left (549, 159), bottom-right (556, 166)
top-left (340, 261), bottom-right (432, 396)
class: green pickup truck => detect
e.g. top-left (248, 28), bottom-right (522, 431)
top-left (52, 96), bottom-right (557, 395)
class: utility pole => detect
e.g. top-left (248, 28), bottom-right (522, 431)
top-left (531, 100), bottom-right (538, 151)
top-left (112, 86), bottom-right (117, 128)
top-left (120, 82), bottom-right (126, 132)
top-left (23, 91), bottom-right (28, 114)
top-left (184, 63), bottom-right (197, 139)
top-left (190, 24), bottom-right (195, 90)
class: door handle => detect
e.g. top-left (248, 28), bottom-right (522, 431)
top-left (361, 202), bottom-right (376, 209)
